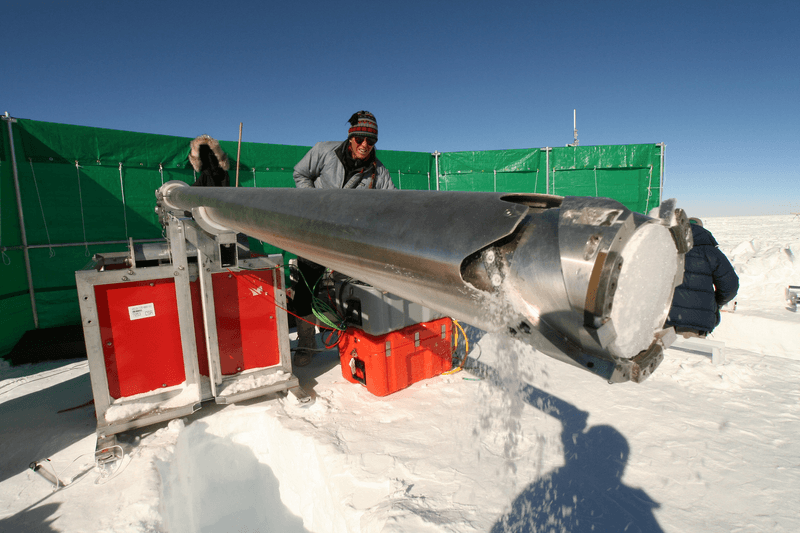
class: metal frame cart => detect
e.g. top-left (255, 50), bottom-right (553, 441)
top-left (76, 207), bottom-right (307, 462)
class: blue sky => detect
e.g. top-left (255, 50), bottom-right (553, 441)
top-left (4, 0), bottom-right (798, 217)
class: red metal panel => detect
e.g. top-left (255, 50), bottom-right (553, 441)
top-left (190, 280), bottom-right (210, 377)
top-left (95, 279), bottom-right (186, 398)
top-left (338, 317), bottom-right (454, 396)
top-left (212, 270), bottom-right (281, 375)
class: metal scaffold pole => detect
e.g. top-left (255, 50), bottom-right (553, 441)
top-left (3, 113), bottom-right (39, 328)
top-left (658, 142), bottom-right (666, 205)
top-left (432, 151), bottom-right (441, 191)
top-left (544, 147), bottom-right (551, 195)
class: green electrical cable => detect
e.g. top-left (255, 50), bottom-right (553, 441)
top-left (296, 267), bottom-right (347, 332)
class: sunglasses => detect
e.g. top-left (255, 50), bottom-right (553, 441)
top-left (352, 136), bottom-right (376, 147)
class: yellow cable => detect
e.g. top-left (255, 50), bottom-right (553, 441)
top-left (442, 319), bottom-right (469, 375)
top-left (453, 319), bottom-right (468, 360)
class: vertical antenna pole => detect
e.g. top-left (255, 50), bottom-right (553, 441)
top-left (573, 109), bottom-right (579, 147)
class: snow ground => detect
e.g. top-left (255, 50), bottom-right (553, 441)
top-left (1, 214), bottom-right (798, 533)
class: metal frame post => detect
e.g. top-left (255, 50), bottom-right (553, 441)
top-left (544, 147), bottom-right (551, 195)
top-left (3, 114), bottom-right (39, 328)
top-left (657, 142), bottom-right (666, 205)
top-left (432, 151), bottom-right (441, 191)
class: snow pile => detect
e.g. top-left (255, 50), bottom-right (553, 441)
top-left (157, 339), bottom-right (563, 533)
top-left (1, 214), bottom-right (799, 532)
top-left (705, 215), bottom-right (800, 358)
top-left (157, 417), bottom-right (307, 533)
top-left (707, 215), bottom-right (800, 314)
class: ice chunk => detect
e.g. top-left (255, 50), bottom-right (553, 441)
top-left (104, 383), bottom-right (199, 422)
top-left (218, 370), bottom-right (289, 397)
top-left (607, 223), bottom-right (678, 358)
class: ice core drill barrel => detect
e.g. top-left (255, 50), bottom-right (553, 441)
top-left (157, 182), bottom-right (690, 383)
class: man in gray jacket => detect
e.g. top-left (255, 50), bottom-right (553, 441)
top-left (291, 111), bottom-right (396, 366)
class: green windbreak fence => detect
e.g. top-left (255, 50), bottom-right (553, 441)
top-left (437, 144), bottom-right (663, 212)
top-left (0, 117), bottom-right (663, 357)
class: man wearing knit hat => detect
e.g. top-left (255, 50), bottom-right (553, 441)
top-left (291, 111), bottom-right (396, 366)
top-left (293, 111), bottom-right (395, 189)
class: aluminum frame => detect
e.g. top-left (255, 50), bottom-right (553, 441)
top-left (76, 214), bottom-right (299, 443)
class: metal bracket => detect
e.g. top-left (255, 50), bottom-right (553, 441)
top-left (287, 385), bottom-right (315, 406)
top-left (95, 433), bottom-right (122, 469)
top-left (786, 285), bottom-right (799, 312)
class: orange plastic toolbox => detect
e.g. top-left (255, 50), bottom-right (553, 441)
top-left (338, 317), bottom-right (454, 396)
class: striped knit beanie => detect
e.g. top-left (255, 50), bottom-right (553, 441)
top-left (347, 111), bottom-right (378, 142)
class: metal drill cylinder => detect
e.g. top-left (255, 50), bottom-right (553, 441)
top-left (156, 181), bottom-right (687, 382)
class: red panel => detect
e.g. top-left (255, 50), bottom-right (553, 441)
top-left (212, 270), bottom-right (281, 375)
top-left (338, 317), bottom-right (453, 396)
top-left (190, 280), bottom-right (210, 377)
top-left (95, 279), bottom-right (186, 398)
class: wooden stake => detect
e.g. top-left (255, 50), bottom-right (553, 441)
top-left (235, 122), bottom-right (243, 187)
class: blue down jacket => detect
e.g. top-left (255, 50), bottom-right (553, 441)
top-left (293, 141), bottom-right (395, 190)
top-left (666, 224), bottom-right (739, 333)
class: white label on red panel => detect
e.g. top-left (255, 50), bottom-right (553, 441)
top-left (129, 303), bottom-right (156, 321)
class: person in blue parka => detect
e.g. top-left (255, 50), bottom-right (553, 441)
top-left (666, 217), bottom-right (739, 337)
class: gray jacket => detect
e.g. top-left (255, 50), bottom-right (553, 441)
top-left (293, 141), bottom-right (396, 189)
